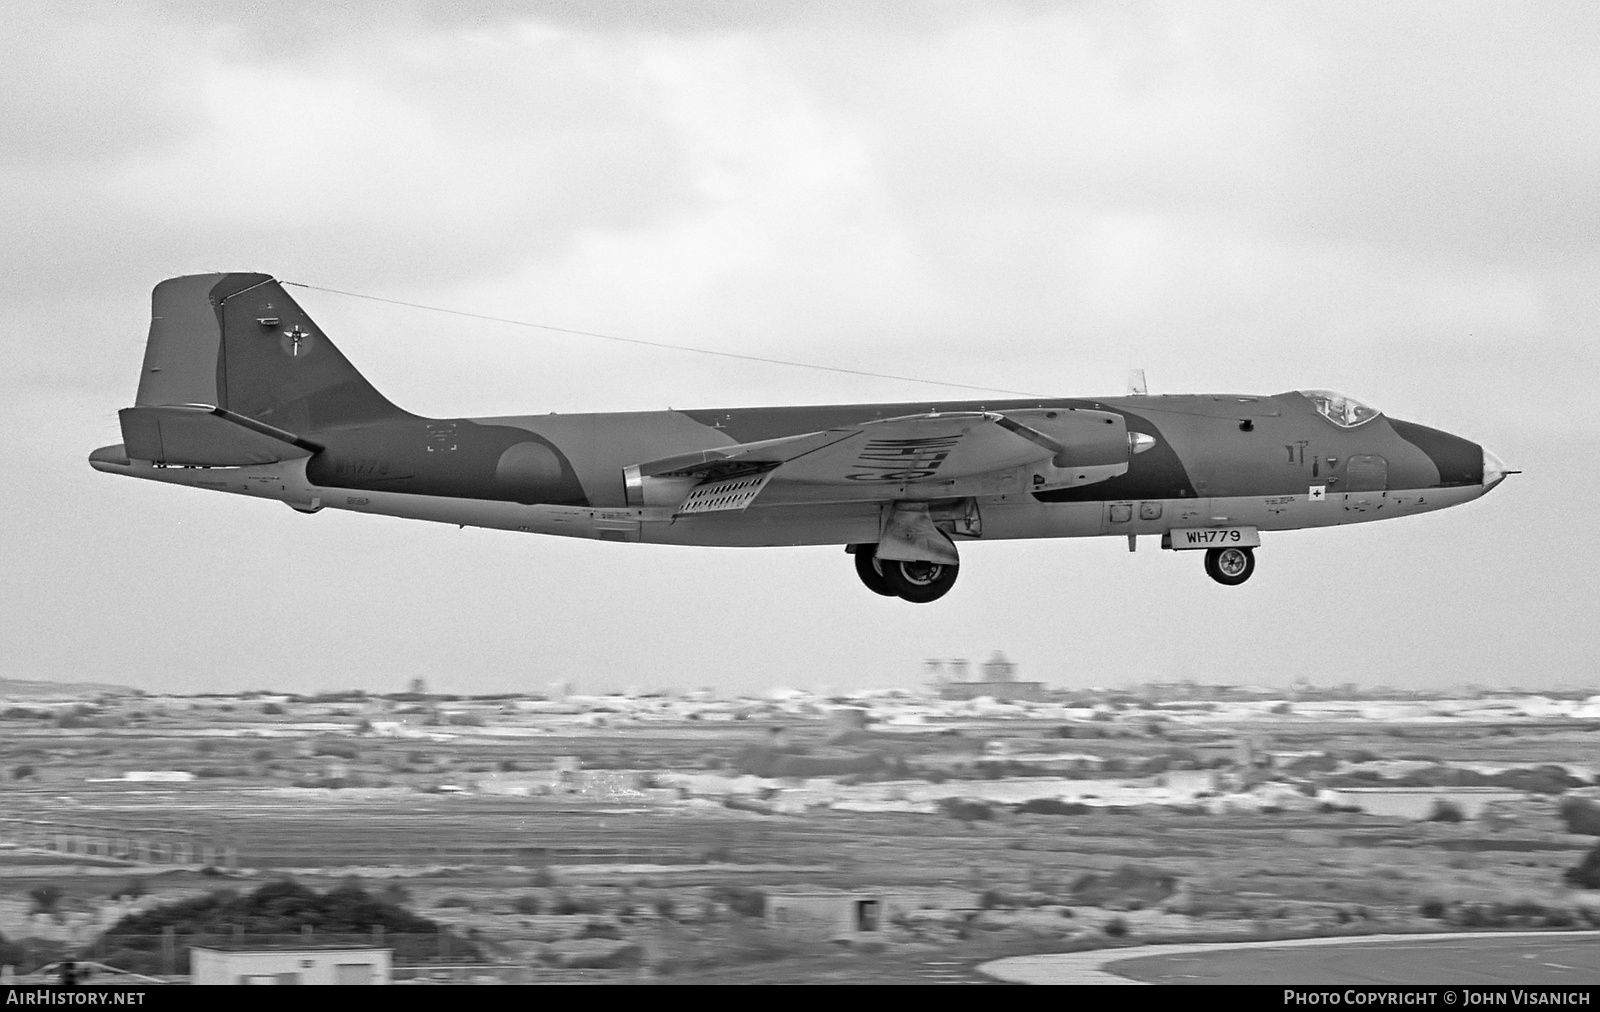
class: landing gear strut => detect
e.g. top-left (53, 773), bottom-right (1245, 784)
top-left (852, 544), bottom-right (959, 603)
top-left (1205, 545), bottom-right (1255, 586)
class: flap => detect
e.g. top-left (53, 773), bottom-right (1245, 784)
top-left (119, 404), bottom-right (323, 466)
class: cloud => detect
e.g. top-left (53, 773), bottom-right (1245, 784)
top-left (0, 9), bottom-right (205, 170)
top-left (4, 0), bottom-right (1597, 694)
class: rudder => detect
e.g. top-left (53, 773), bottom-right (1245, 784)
top-left (122, 273), bottom-right (409, 464)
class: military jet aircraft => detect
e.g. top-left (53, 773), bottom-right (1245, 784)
top-left (90, 273), bottom-right (1511, 603)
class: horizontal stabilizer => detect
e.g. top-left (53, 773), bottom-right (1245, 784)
top-left (119, 404), bottom-right (323, 466)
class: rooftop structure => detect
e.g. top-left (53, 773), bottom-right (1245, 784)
top-left (190, 946), bottom-right (390, 985)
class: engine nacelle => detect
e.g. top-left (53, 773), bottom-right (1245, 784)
top-left (622, 465), bottom-right (699, 507)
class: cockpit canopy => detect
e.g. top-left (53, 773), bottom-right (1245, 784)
top-left (1299, 389), bottom-right (1381, 429)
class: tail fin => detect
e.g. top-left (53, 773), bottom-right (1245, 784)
top-left (117, 273), bottom-right (409, 465)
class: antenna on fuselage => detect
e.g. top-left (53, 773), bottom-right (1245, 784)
top-left (1127, 369), bottom-right (1148, 396)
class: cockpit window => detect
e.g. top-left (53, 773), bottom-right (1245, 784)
top-left (1300, 390), bottom-right (1381, 429)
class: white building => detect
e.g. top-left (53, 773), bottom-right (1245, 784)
top-left (766, 887), bottom-right (978, 940)
top-left (190, 946), bottom-right (391, 985)
top-left (1322, 787), bottom-right (1526, 820)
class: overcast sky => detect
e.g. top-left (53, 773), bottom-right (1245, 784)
top-left (3, 1), bottom-right (1595, 696)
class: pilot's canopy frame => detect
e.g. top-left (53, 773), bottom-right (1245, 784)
top-left (1299, 389), bottom-right (1381, 429)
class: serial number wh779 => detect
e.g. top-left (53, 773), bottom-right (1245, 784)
top-left (1166, 527), bottom-right (1262, 550)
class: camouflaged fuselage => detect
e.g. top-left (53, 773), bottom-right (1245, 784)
top-left (302, 392), bottom-right (1478, 508)
top-left (90, 273), bottom-right (1501, 555)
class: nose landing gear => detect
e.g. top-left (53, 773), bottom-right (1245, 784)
top-left (852, 544), bottom-right (959, 603)
top-left (1205, 545), bottom-right (1255, 586)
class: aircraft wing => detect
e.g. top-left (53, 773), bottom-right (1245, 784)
top-left (630, 409), bottom-right (1129, 515)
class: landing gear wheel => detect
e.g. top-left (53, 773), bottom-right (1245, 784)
top-left (1205, 545), bottom-right (1255, 586)
top-left (853, 546), bottom-right (897, 597)
top-left (881, 558), bottom-right (959, 603)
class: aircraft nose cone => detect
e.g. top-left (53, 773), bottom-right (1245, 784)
top-left (1482, 447), bottom-right (1513, 491)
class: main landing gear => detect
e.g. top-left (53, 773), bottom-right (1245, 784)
top-left (1204, 545), bottom-right (1255, 586)
top-left (853, 544), bottom-right (959, 603)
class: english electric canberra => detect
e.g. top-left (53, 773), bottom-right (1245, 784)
top-left (91, 274), bottom-right (1511, 602)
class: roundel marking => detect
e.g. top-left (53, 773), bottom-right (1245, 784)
top-left (280, 325), bottom-right (316, 358)
top-left (496, 441), bottom-right (566, 489)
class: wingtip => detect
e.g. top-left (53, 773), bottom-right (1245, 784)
top-left (88, 443), bottom-right (131, 472)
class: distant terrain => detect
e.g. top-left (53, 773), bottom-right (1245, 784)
top-left (2, 682), bottom-right (1600, 984)
top-left (0, 677), bottom-right (138, 698)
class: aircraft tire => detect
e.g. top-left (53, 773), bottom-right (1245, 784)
top-left (882, 559), bottom-right (959, 603)
top-left (1205, 545), bottom-right (1255, 586)
top-left (854, 546), bottom-right (898, 597)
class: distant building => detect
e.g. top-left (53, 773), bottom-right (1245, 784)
top-left (1158, 769), bottom-right (1220, 796)
top-left (938, 681), bottom-right (1044, 702)
top-left (1141, 681), bottom-right (1192, 702)
top-left (190, 946), bottom-right (390, 985)
top-left (932, 650), bottom-right (1045, 701)
top-left (766, 887), bottom-right (977, 940)
top-left (980, 651), bottom-right (1016, 682)
top-left (767, 889), bottom-right (882, 939)
top-left (827, 708), bottom-right (867, 735)
top-left (1322, 787), bottom-right (1525, 821)
top-left (942, 680), bottom-right (1046, 702)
